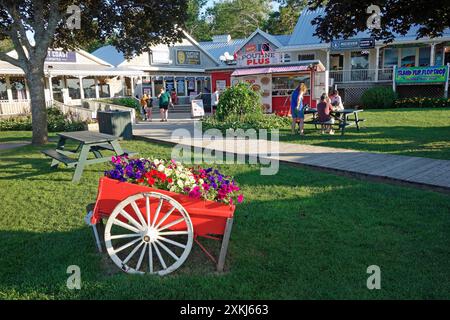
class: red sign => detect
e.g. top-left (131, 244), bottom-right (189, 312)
top-left (245, 44), bottom-right (257, 53)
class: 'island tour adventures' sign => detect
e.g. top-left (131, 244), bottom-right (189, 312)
top-left (395, 66), bottom-right (449, 84)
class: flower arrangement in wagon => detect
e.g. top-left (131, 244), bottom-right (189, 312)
top-left (104, 155), bottom-right (244, 205)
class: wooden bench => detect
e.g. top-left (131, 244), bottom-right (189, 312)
top-left (41, 149), bottom-right (78, 168)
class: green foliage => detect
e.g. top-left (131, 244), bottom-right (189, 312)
top-left (202, 114), bottom-right (291, 133)
top-left (215, 83), bottom-right (264, 122)
top-left (394, 97), bottom-right (450, 108)
top-left (0, 107), bottom-right (87, 132)
top-left (99, 97), bottom-right (142, 119)
top-left (264, 0), bottom-right (306, 35)
top-left (361, 87), bottom-right (398, 109)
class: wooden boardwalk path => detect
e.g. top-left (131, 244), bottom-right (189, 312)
top-left (133, 120), bottom-right (450, 191)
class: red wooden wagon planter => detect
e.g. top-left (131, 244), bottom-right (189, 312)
top-left (86, 177), bottom-right (235, 275)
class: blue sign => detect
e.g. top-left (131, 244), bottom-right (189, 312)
top-left (331, 38), bottom-right (375, 51)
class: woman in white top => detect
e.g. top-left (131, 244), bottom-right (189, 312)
top-left (330, 89), bottom-right (344, 111)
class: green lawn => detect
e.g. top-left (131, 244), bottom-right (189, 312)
top-left (278, 108), bottom-right (450, 160)
top-left (1, 131), bottom-right (450, 299)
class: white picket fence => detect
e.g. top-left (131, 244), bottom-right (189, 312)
top-left (0, 99), bottom-right (136, 124)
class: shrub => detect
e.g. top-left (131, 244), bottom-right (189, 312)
top-left (215, 83), bottom-right (263, 122)
top-left (0, 107), bottom-right (87, 132)
top-left (394, 97), bottom-right (450, 108)
top-left (202, 114), bottom-right (291, 134)
top-left (99, 97), bottom-right (142, 119)
top-left (361, 87), bottom-right (398, 109)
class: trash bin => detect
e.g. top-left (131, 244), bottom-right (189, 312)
top-left (97, 110), bottom-right (133, 139)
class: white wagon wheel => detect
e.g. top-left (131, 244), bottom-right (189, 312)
top-left (104, 192), bottom-right (194, 276)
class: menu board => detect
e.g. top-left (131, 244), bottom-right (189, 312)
top-left (191, 99), bottom-right (205, 117)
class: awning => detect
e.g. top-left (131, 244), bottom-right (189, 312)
top-left (231, 65), bottom-right (311, 77)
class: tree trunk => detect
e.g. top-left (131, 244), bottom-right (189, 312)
top-left (27, 67), bottom-right (48, 145)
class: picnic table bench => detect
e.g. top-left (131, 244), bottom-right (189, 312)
top-left (305, 108), bottom-right (365, 135)
top-left (42, 131), bottom-right (137, 183)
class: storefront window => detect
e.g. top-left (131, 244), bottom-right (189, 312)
top-left (66, 77), bottom-right (81, 99)
top-left (351, 51), bottom-right (369, 69)
top-left (330, 54), bottom-right (343, 70)
top-left (82, 77), bottom-right (96, 98)
top-left (97, 78), bottom-right (110, 98)
top-left (418, 47), bottom-right (431, 66)
top-left (186, 77), bottom-right (196, 96)
top-left (165, 77), bottom-right (175, 93)
top-left (10, 77), bottom-right (27, 100)
top-left (401, 47), bottom-right (416, 67)
top-left (52, 77), bottom-right (64, 102)
top-left (153, 77), bottom-right (164, 95)
top-left (435, 46), bottom-right (444, 65)
top-left (0, 76), bottom-right (8, 100)
top-left (175, 77), bottom-right (186, 96)
top-left (383, 48), bottom-right (398, 67)
top-left (272, 75), bottom-right (311, 96)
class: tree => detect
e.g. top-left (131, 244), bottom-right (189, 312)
top-left (206, 0), bottom-right (272, 39)
top-left (265, 0), bottom-right (307, 35)
top-left (308, 0), bottom-right (450, 42)
top-left (0, 0), bottom-right (188, 145)
top-left (185, 0), bottom-right (212, 41)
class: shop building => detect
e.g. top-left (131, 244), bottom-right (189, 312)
top-left (92, 31), bottom-right (219, 107)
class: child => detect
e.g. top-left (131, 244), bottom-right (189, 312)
top-left (145, 95), bottom-right (153, 121)
top-left (317, 93), bottom-right (335, 135)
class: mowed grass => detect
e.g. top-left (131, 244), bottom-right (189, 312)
top-left (279, 108), bottom-right (450, 160)
top-left (0, 131), bottom-right (450, 299)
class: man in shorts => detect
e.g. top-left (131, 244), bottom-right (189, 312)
top-left (157, 88), bottom-right (171, 122)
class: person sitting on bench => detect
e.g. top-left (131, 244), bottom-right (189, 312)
top-left (317, 93), bottom-right (335, 135)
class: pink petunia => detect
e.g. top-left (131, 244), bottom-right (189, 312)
top-left (237, 194), bottom-right (244, 203)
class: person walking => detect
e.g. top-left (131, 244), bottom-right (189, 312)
top-left (170, 89), bottom-right (178, 110)
top-left (157, 88), bottom-right (171, 122)
top-left (145, 94), bottom-right (153, 121)
top-left (290, 83), bottom-right (307, 135)
top-left (140, 93), bottom-right (149, 121)
top-left (212, 89), bottom-right (220, 115)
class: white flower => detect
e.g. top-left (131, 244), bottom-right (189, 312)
top-left (177, 180), bottom-right (184, 188)
top-left (157, 164), bottom-right (165, 172)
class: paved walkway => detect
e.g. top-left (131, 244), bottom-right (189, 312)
top-left (0, 141), bottom-right (30, 151)
top-left (133, 119), bottom-right (450, 190)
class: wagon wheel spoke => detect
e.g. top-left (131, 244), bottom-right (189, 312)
top-left (157, 217), bottom-right (186, 232)
top-left (136, 243), bottom-right (147, 271)
top-left (119, 209), bottom-right (145, 231)
top-left (155, 206), bottom-right (176, 229)
top-left (158, 236), bottom-right (186, 249)
top-left (123, 240), bottom-right (144, 264)
top-left (152, 242), bottom-right (167, 269)
top-left (113, 237), bottom-right (142, 254)
top-left (154, 239), bottom-right (179, 261)
top-left (113, 219), bottom-right (141, 234)
top-left (152, 198), bottom-right (164, 227)
top-left (145, 194), bottom-right (151, 226)
top-left (158, 231), bottom-right (189, 236)
top-left (130, 200), bottom-right (147, 228)
top-left (109, 233), bottom-right (141, 240)
top-left (148, 241), bottom-right (153, 273)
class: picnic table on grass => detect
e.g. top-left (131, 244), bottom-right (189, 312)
top-left (305, 108), bottom-right (365, 135)
top-left (41, 131), bottom-right (137, 183)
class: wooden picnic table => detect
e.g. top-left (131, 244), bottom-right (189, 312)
top-left (41, 131), bottom-right (137, 183)
top-left (305, 108), bottom-right (364, 136)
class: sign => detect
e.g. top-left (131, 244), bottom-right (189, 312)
top-left (46, 50), bottom-right (76, 62)
top-left (165, 79), bottom-right (175, 92)
top-left (176, 79), bottom-right (185, 94)
top-left (176, 50), bottom-right (201, 65)
top-left (191, 99), bottom-right (205, 117)
top-left (245, 44), bottom-right (257, 53)
top-left (237, 51), bottom-right (280, 67)
top-left (216, 80), bottom-right (227, 91)
top-left (395, 66), bottom-right (448, 84)
top-left (331, 38), bottom-right (375, 51)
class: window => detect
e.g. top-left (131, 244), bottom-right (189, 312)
top-left (401, 47), bottom-right (416, 67)
top-left (82, 77), bottom-right (96, 98)
top-left (435, 46), bottom-right (444, 66)
top-left (418, 47), bottom-right (431, 67)
top-left (330, 54), bottom-right (343, 70)
top-left (383, 48), bottom-right (398, 67)
top-left (175, 77), bottom-right (186, 96)
top-left (52, 77), bottom-right (64, 102)
top-left (0, 76), bottom-right (8, 100)
top-left (151, 47), bottom-right (170, 64)
top-left (66, 77), bottom-right (81, 99)
top-left (298, 54), bottom-right (315, 61)
top-left (281, 53), bottom-right (291, 63)
top-left (351, 51), bottom-right (369, 69)
top-left (97, 78), bottom-right (110, 98)
top-left (272, 75), bottom-right (311, 96)
top-left (257, 43), bottom-right (271, 52)
top-left (10, 77), bottom-right (27, 100)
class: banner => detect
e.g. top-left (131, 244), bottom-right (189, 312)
top-left (46, 50), bottom-right (76, 62)
top-left (177, 50), bottom-right (201, 65)
top-left (331, 38), bottom-right (375, 51)
top-left (395, 66), bottom-right (448, 84)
